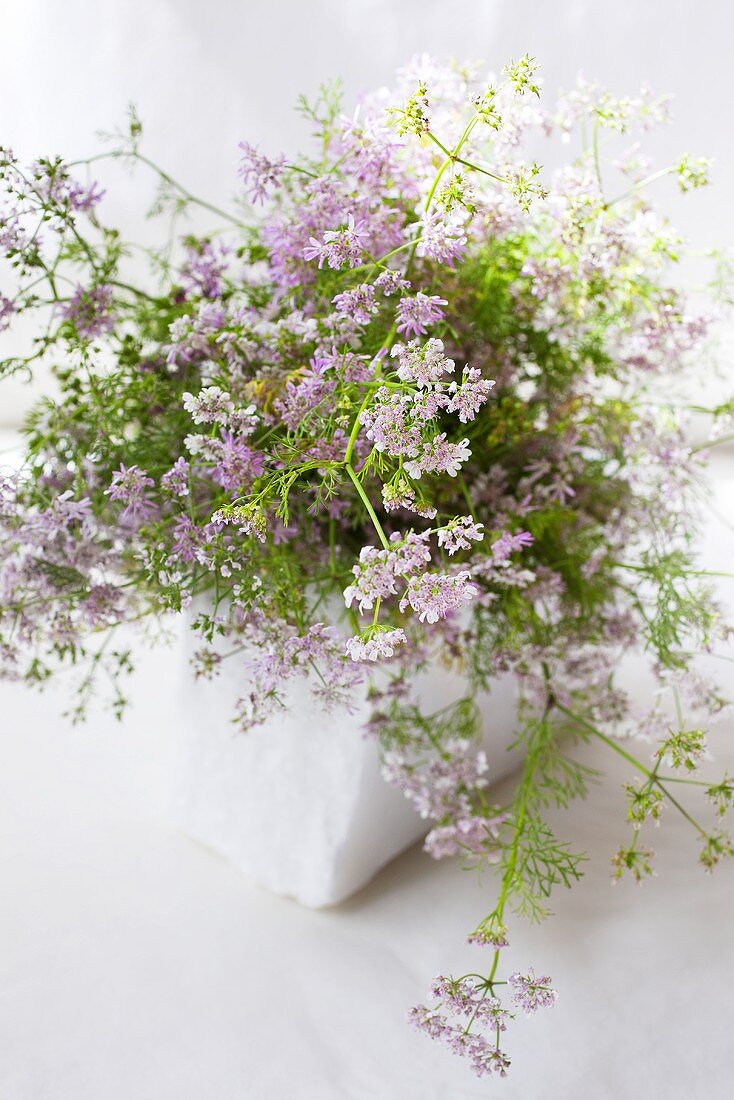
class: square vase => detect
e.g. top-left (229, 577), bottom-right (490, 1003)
top-left (170, 642), bottom-right (521, 907)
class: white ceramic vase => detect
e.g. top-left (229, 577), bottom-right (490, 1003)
top-left (170, 632), bottom-right (522, 908)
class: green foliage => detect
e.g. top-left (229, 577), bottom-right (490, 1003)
top-left (296, 79), bottom-right (345, 157)
top-left (706, 776), bottom-right (734, 818)
top-left (612, 843), bottom-right (655, 882)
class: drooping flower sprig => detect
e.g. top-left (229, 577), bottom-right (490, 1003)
top-left (1, 53), bottom-right (733, 1079)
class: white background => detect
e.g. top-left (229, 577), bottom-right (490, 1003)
top-left (1, 3), bottom-right (734, 1097)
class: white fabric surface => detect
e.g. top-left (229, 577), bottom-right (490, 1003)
top-left (2, 2), bottom-right (734, 1094)
top-left (1, 683), bottom-right (733, 1099)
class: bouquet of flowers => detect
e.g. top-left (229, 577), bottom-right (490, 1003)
top-left (1, 54), bottom-right (732, 1079)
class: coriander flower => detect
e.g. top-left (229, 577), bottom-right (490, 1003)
top-left (399, 571), bottom-right (477, 623)
top-left (161, 457), bottom-right (190, 498)
top-left (416, 208), bottom-right (467, 265)
top-left (656, 727), bottom-right (707, 772)
top-left (359, 389), bottom-right (423, 455)
top-left (345, 628), bottom-right (407, 662)
top-left (62, 283), bottom-right (114, 340)
top-left (437, 516), bottom-right (485, 555)
top-left (343, 545), bottom-right (400, 614)
top-left (403, 435), bottom-right (472, 479)
top-left (424, 813), bottom-right (505, 859)
top-left (0, 295), bottom-right (16, 332)
top-left (467, 920), bottom-right (509, 948)
top-left (395, 293), bottom-right (448, 338)
top-left (32, 159), bottom-right (105, 211)
top-left (393, 81), bottom-right (431, 136)
top-left (303, 214), bottom-right (369, 269)
top-left (410, 975), bottom-right (513, 1078)
top-left (676, 153), bottom-right (712, 192)
top-left (344, 533), bottom-right (432, 615)
top-left (104, 464), bottom-right (156, 524)
top-left (210, 503), bottom-right (267, 542)
top-left (491, 529), bottom-right (534, 562)
top-left (381, 479), bottom-right (437, 518)
top-left (446, 367), bottom-right (495, 422)
top-left (391, 337), bottom-right (455, 387)
top-left (508, 969), bottom-right (558, 1014)
top-left (375, 269), bottom-right (410, 296)
top-left (237, 141), bottom-right (285, 204)
top-left (332, 283), bottom-right (378, 325)
top-left (182, 385), bottom-right (234, 425)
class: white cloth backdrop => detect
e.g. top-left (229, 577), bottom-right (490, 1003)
top-left (1, 2), bottom-right (734, 1097)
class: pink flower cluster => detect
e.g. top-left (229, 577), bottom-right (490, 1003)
top-left (399, 570), bottom-right (476, 622)
top-left (409, 977), bottom-right (513, 1078)
top-left (344, 532), bottom-right (432, 615)
top-left (345, 627), bottom-right (407, 662)
top-left (234, 621), bottom-right (364, 731)
top-left (238, 141), bottom-right (286, 204)
top-left (395, 292), bottom-right (447, 337)
top-left (509, 969), bottom-right (559, 1014)
top-left (381, 738), bottom-right (489, 821)
top-left (358, 338), bottom-right (493, 485)
top-left (409, 965), bottom-right (557, 1077)
top-left (437, 516), bottom-right (485, 555)
top-left (424, 813), bottom-right (506, 859)
top-left (303, 213), bottom-right (369, 269)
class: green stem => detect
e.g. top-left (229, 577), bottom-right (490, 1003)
top-left (690, 432), bottom-right (734, 454)
top-left (71, 149), bottom-right (246, 228)
top-left (611, 560), bottom-right (734, 580)
top-left (135, 152), bottom-right (247, 227)
top-left (425, 132), bottom-right (453, 160)
top-left (450, 155), bottom-right (508, 184)
top-left (556, 703), bottom-right (710, 837)
top-left (344, 390), bottom-right (375, 465)
top-left (345, 462), bottom-right (389, 550)
top-left (592, 122), bottom-right (604, 194)
top-left (556, 701), bottom-right (652, 774)
top-left (108, 279), bottom-right (159, 302)
top-left (607, 165), bottom-right (675, 208)
top-left (494, 707), bottom-right (551, 921)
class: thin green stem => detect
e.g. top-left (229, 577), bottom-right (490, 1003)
top-left (344, 390), bottom-right (374, 465)
top-left (660, 787), bottom-right (709, 836)
top-left (135, 152), bottom-right (247, 227)
top-left (556, 703), bottom-right (710, 837)
top-left (592, 122), bottom-right (604, 193)
top-left (108, 279), bottom-right (159, 302)
top-left (556, 701), bottom-right (653, 775)
top-left (611, 560), bottom-right (734, 580)
top-left (70, 149), bottom-right (247, 228)
top-left (690, 432), bottom-right (734, 454)
top-left (607, 165), bottom-right (675, 208)
top-left (344, 462), bottom-right (389, 550)
top-left (494, 708), bottom-right (550, 922)
top-left (451, 155), bottom-right (508, 184)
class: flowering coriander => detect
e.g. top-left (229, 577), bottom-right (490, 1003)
top-left (0, 54), bottom-right (731, 1084)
